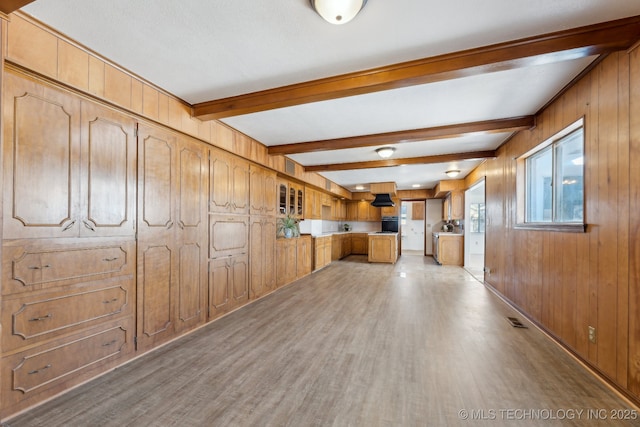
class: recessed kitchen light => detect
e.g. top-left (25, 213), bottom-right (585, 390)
top-left (412, 184), bottom-right (421, 188)
top-left (355, 185), bottom-right (364, 190)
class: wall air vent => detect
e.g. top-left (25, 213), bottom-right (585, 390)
top-left (285, 158), bottom-right (295, 175)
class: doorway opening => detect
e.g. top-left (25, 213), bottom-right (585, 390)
top-left (400, 201), bottom-right (425, 255)
top-left (464, 180), bottom-right (485, 281)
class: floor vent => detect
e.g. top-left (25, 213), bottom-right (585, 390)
top-left (507, 317), bottom-right (527, 328)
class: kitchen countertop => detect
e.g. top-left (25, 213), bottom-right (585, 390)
top-left (312, 231), bottom-right (373, 237)
top-left (432, 232), bottom-right (464, 236)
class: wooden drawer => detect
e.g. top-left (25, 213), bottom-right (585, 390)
top-left (3, 240), bottom-right (135, 295)
top-left (1, 318), bottom-right (134, 418)
top-left (2, 277), bottom-right (133, 353)
top-left (209, 215), bottom-right (249, 258)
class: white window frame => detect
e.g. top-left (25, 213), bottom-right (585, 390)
top-left (515, 118), bottom-right (586, 233)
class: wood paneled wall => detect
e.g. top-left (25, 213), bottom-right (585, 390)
top-left (475, 48), bottom-right (640, 402)
top-left (3, 12), bottom-right (350, 199)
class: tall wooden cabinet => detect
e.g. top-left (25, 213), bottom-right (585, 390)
top-left (1, 71), bottom-right (138, 417)
top-left (136, 123), bottom-right (208, 351)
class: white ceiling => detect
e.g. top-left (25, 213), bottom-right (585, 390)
top-left (21, 0), bottom-right (640, 192)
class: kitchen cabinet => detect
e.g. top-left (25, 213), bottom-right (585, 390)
top-left (208, 254), bottom-right (249, 319)
top-left (136, 123), bottom-right (209, 350)
top-left (349, 200), bottom-right (381, 222)
top-left (351, 233), bottom-right (368, 255)
top-left (313, 236), bottom-right (332, 271)
top-left (249, 216), bottom-right (277, 299)
top-left (434, 233), bottom-right (463, 266)
top-left (210, 149), bottom-right (250, 215)
top-left (249, 165), bottom-right (277, 216)
top-left (412, 202), bottom-right (425, 220)
top-left (278, 180), bottom-right (304, 218)
top-left (368, 233), bottom-right (398, 264)
top-left (276, 236), bottom-right (312, 287)
top-left (443, 190), bottom-right (464, 220)
top-left (2, 72), bottom-right (137, 239)
top-left (304, 186), bottom-right (322, 219)
top-left (381, 198), bottom-right (400, 216)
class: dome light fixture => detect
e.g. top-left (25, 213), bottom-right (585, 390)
top-left (310, 0), bottom-right (368, 25)
top-left (445, 170), bottom-right (461, 178)
top-left (376, 147), bottom-right (395, 158)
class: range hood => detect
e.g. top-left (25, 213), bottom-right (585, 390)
top-left (369, 182), bottom-right (396, 207)
top-left (371, 193), bottom-right (395, 207)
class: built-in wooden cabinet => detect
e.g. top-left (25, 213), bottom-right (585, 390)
top-left (278, 180), bottom-right (304, 218)
top-left (313, 236), bottom-right (332, 271)
top-left (249, 216), bottom-right (277, 299)
top-left (443, 190), bottom-right (464, 220)
top-left (348, 200), bottom-right (382, 222)
top-left (250, 165), bottom-right (277, 216)
top-left (380, 199), bottom-right (400, 217)
top-left (304, 186), bottom-right (323, 219)
top-left (368, 234), bottom-right (398, 264)
top-left (136, 123), bottom-right (209, 351)
top-left (436, 234), bottom-right (463, 266)
top-left (208, 253), bottom-right (249, 319)
top-left (276, 236), bottom-right (312, 287)
top-left (209, 149), bottom-right (250, 215)
top-left (351, 233), bottom-right (368, 254)
top-left (1, 71), bottom-right (140, 417)
top-left (2, 72), bottom-right (137, 240)
top-left (412, 202), bottom-right (425, 220)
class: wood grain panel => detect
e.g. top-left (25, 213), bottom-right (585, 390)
top-left (104, 64), bottom-right (132, 109)
top-left (57, 40), bottom-right (89, 91)
top-left (142, 84), bottom-right (159, 121)
top-left (130, 78), bottom-right (143, 114)
top-left (88, 55), bottom-right (104, 98)
top-left (628, 45), bottom-right (640, 395)
top-left (6, 15), bottom-right (57, 78)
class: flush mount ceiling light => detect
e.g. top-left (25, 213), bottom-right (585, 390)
top-left (445, 170), bottom-right (461, 178)
top-left (310, 0), bottom-right (368, 25)
top-left (376, 147), bottom-right (395, 158)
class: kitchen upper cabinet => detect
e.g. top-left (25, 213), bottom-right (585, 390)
top-left (136, 124), bottom-right (208, 351)
top-left (249, 165), bottom-right (277, 216)
top-left (304, 187), bottom-right (322, 220)
top-left (209, 149), bottom-right (249, 215)
top-left (277, 179), bottom-right (304, 218)
top-left (411, 202), bottom-right (425, 220)
top-left (349, 200), bottom-right (381, 222)
top-left (380, 199), bottom-right (400, 217)
top-left (2, 72), bottom-right (136, 239)
top-left (443, 191), bottom-right (464, 220)
top-left (450, 191), bottom-right (464, 220)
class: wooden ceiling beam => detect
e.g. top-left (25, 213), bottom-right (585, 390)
top-left (193, 16), bottom-right (640, 120)
top-left (268, 116), bottom-right (533, 155)
top-left (304, 150), bottom-right (497, 172)
top-left (0, 0), bottom-right (36, 14)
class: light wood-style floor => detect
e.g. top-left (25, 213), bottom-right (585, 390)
top-left (6, 254), bottom-right (637, 426)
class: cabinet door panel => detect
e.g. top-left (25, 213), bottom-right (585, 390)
top-left (3, 73), bottom-right (80, 238)
top-left (209, 215), bottom-right (249, 258)
top-left (80, 103), bottom-right (136, 237)
top-left (139, 245), bottom-right (173, 340)
top-left (141, 134), bottom-right (175, 229)
top-left (209, 152), bottom-right (232, 213)
top-left (232, 254), bottom-right (248, 302)
top-left (177, 243), bottom-right (204, 327)
top-left (208, 258), bottom-right (230, 319)
top-left (231, 160), bottom-right (250, 214)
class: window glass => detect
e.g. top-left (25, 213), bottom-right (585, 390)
top-left (554, 129), bottom-right (584, 222)
top-left (526, 146), bottom-right (552, 222)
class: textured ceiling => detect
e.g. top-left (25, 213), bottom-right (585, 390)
top-left (22, 0), bottom-right (640, 191)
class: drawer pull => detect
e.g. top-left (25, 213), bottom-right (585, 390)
top-left (28, 264), bottom-right (51, 270)
top-left (102, 298), bottom-right (118, 304)
top-left (62, 220), bottom-right (76, 232)
top-left (29, 314), bottom-right (52, 322)
top-left (103, 257), bottom-right (119, 262)
top-left (102, 339), bottom-right (117, 347)
top-left (28, 364), bottom-right (52, 375)
top-left (83, 220), bottom-right (96, 231)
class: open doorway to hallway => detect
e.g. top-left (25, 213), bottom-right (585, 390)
top-left (464, 180), bottom-right (485, 281)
